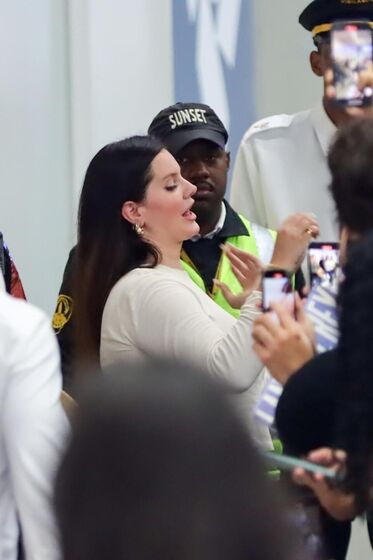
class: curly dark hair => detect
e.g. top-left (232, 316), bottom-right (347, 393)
top-left (328, 118), bottom-right (373, 234)
top-left (336, 232), bottom-right (373, 510)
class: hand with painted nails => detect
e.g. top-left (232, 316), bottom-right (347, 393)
top-left (292, 447), bottom-right (356, 521)
top-left (214, 244), bottom-right (262, 309)
top-left (270, 213), bottom-right (320, 272)
top-left (252, 293), bottom-right (315, 385)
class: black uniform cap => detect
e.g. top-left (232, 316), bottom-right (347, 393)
top-left (299, 0), bottom-right (373, 37)
top-left (148, 102), bottom-right (228, 156)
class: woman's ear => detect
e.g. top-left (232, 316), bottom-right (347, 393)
top-left (121, 201), bottom-right (143, 226)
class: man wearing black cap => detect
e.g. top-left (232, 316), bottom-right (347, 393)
top-left (148, 102), bottom-right (313, 316)
top-left (230, 0), bottom-right (373, 243)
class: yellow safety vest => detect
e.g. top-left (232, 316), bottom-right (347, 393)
top-left (181, 215), bottom-right (277, 317)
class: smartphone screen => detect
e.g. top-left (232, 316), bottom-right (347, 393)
top-left (308, 242), bottom-right (340, 289)
top-left (262, 270), bottom-right (294, 315)
top-left (331, 21), bottom-right (373, 106)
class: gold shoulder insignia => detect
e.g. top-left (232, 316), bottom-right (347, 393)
top-left (52, 294), bottom-right (73, 333)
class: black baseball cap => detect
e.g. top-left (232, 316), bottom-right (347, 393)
top-left (148, 102), bottom-right (228, 155)
top-left (299, 0), bottom-right (373, 38)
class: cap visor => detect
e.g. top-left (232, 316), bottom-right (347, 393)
top-left (164, 129), bottom-right (226, 155)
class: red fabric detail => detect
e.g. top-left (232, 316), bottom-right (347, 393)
top-left (10, 260), bottom-right (26, 299)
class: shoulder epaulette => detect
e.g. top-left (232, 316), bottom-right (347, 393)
top-left (244, 113), bottom-right (296, 140)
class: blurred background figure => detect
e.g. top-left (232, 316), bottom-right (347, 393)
top-left (55, 360), bottom-right (296, 560)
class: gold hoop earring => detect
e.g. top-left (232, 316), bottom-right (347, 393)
top-left (134, 223), bottom-right (144, 236)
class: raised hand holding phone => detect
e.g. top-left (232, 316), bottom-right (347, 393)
top-left (261, 269), bottom-right (295, 315)
top-left (326, 21), bottom-right (373, 117)
top-left (331, 20), bottom-right (373, 107)
top-left (308, 242), bottom-right (340, 289)
top-left (253, 293), bottom-right (315, 385)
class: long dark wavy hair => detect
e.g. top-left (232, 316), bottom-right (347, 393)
top-left (336, 232), bottom-right (373, 510)
top-left (74, 135), bottom-right (163, 366)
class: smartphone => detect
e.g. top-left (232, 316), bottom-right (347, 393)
top-left (331, 20), bottom-right (373, 107)
top-left (262, 451), bottom-right (344, 482)
top-left (261, 269), bottom-right (294, 314)
top-left (308, 242), bottom-right (340, 289)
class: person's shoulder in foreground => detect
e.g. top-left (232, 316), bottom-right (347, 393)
top-left (0, 289), bottom-right (68, 560)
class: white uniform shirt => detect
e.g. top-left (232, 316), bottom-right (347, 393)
top-left (0, 292), bottom-right (68, 560)
top-left (230, 102), bottom-right (338, 241)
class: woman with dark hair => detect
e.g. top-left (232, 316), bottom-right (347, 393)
top-left (55, 360), bottom-right (296, 560)
top-left (74, 137), bottom-right (162, 363)
top-left (73, 135), bottom-right (273, 447)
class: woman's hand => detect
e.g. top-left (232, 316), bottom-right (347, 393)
top-left (214, 244), bottom-right (262, 309)
top-left (325, 63), bottom-right (373, 118)
top-left (292, 448), bottom-right (357, 522)
top-left (252, 293), bottom-right (315, 384)
top-left (270, 213), bottom-right (320, 272)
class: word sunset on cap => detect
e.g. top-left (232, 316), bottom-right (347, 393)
top-left (169, 107), bottom-right (208, 129)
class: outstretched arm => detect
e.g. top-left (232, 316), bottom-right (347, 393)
top-left (252, 295), bottom-right (315, 384)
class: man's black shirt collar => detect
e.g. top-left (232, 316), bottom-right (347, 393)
top-left (219, 200), bottom-right (249, 239)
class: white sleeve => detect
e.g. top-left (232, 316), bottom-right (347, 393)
top-left (128, 278), bottom-right (263, 392)
top-left (229, 136), bottom-right (267, 227)
top-left (3, 311), bottom-right (69, 560)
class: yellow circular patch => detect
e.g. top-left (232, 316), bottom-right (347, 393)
top-left (52, 294), bottom-right (73, 333)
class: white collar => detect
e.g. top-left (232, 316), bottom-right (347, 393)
top-left (0, 272), bottom-right (4, 292)
top-left (190, 202), bottom-right (226, 242)
top-left (310, 100), bottom-right (337, 156)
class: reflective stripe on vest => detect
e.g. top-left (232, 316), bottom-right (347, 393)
top-left (181, 216), bottom-right (276, 318)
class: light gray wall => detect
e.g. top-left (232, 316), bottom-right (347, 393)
top-left (0, 0), bottom-right (72, 313)
top-left (253, 0), bottom-right (322, 120)
top-left (68, 0), bottom-right (174, 217)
